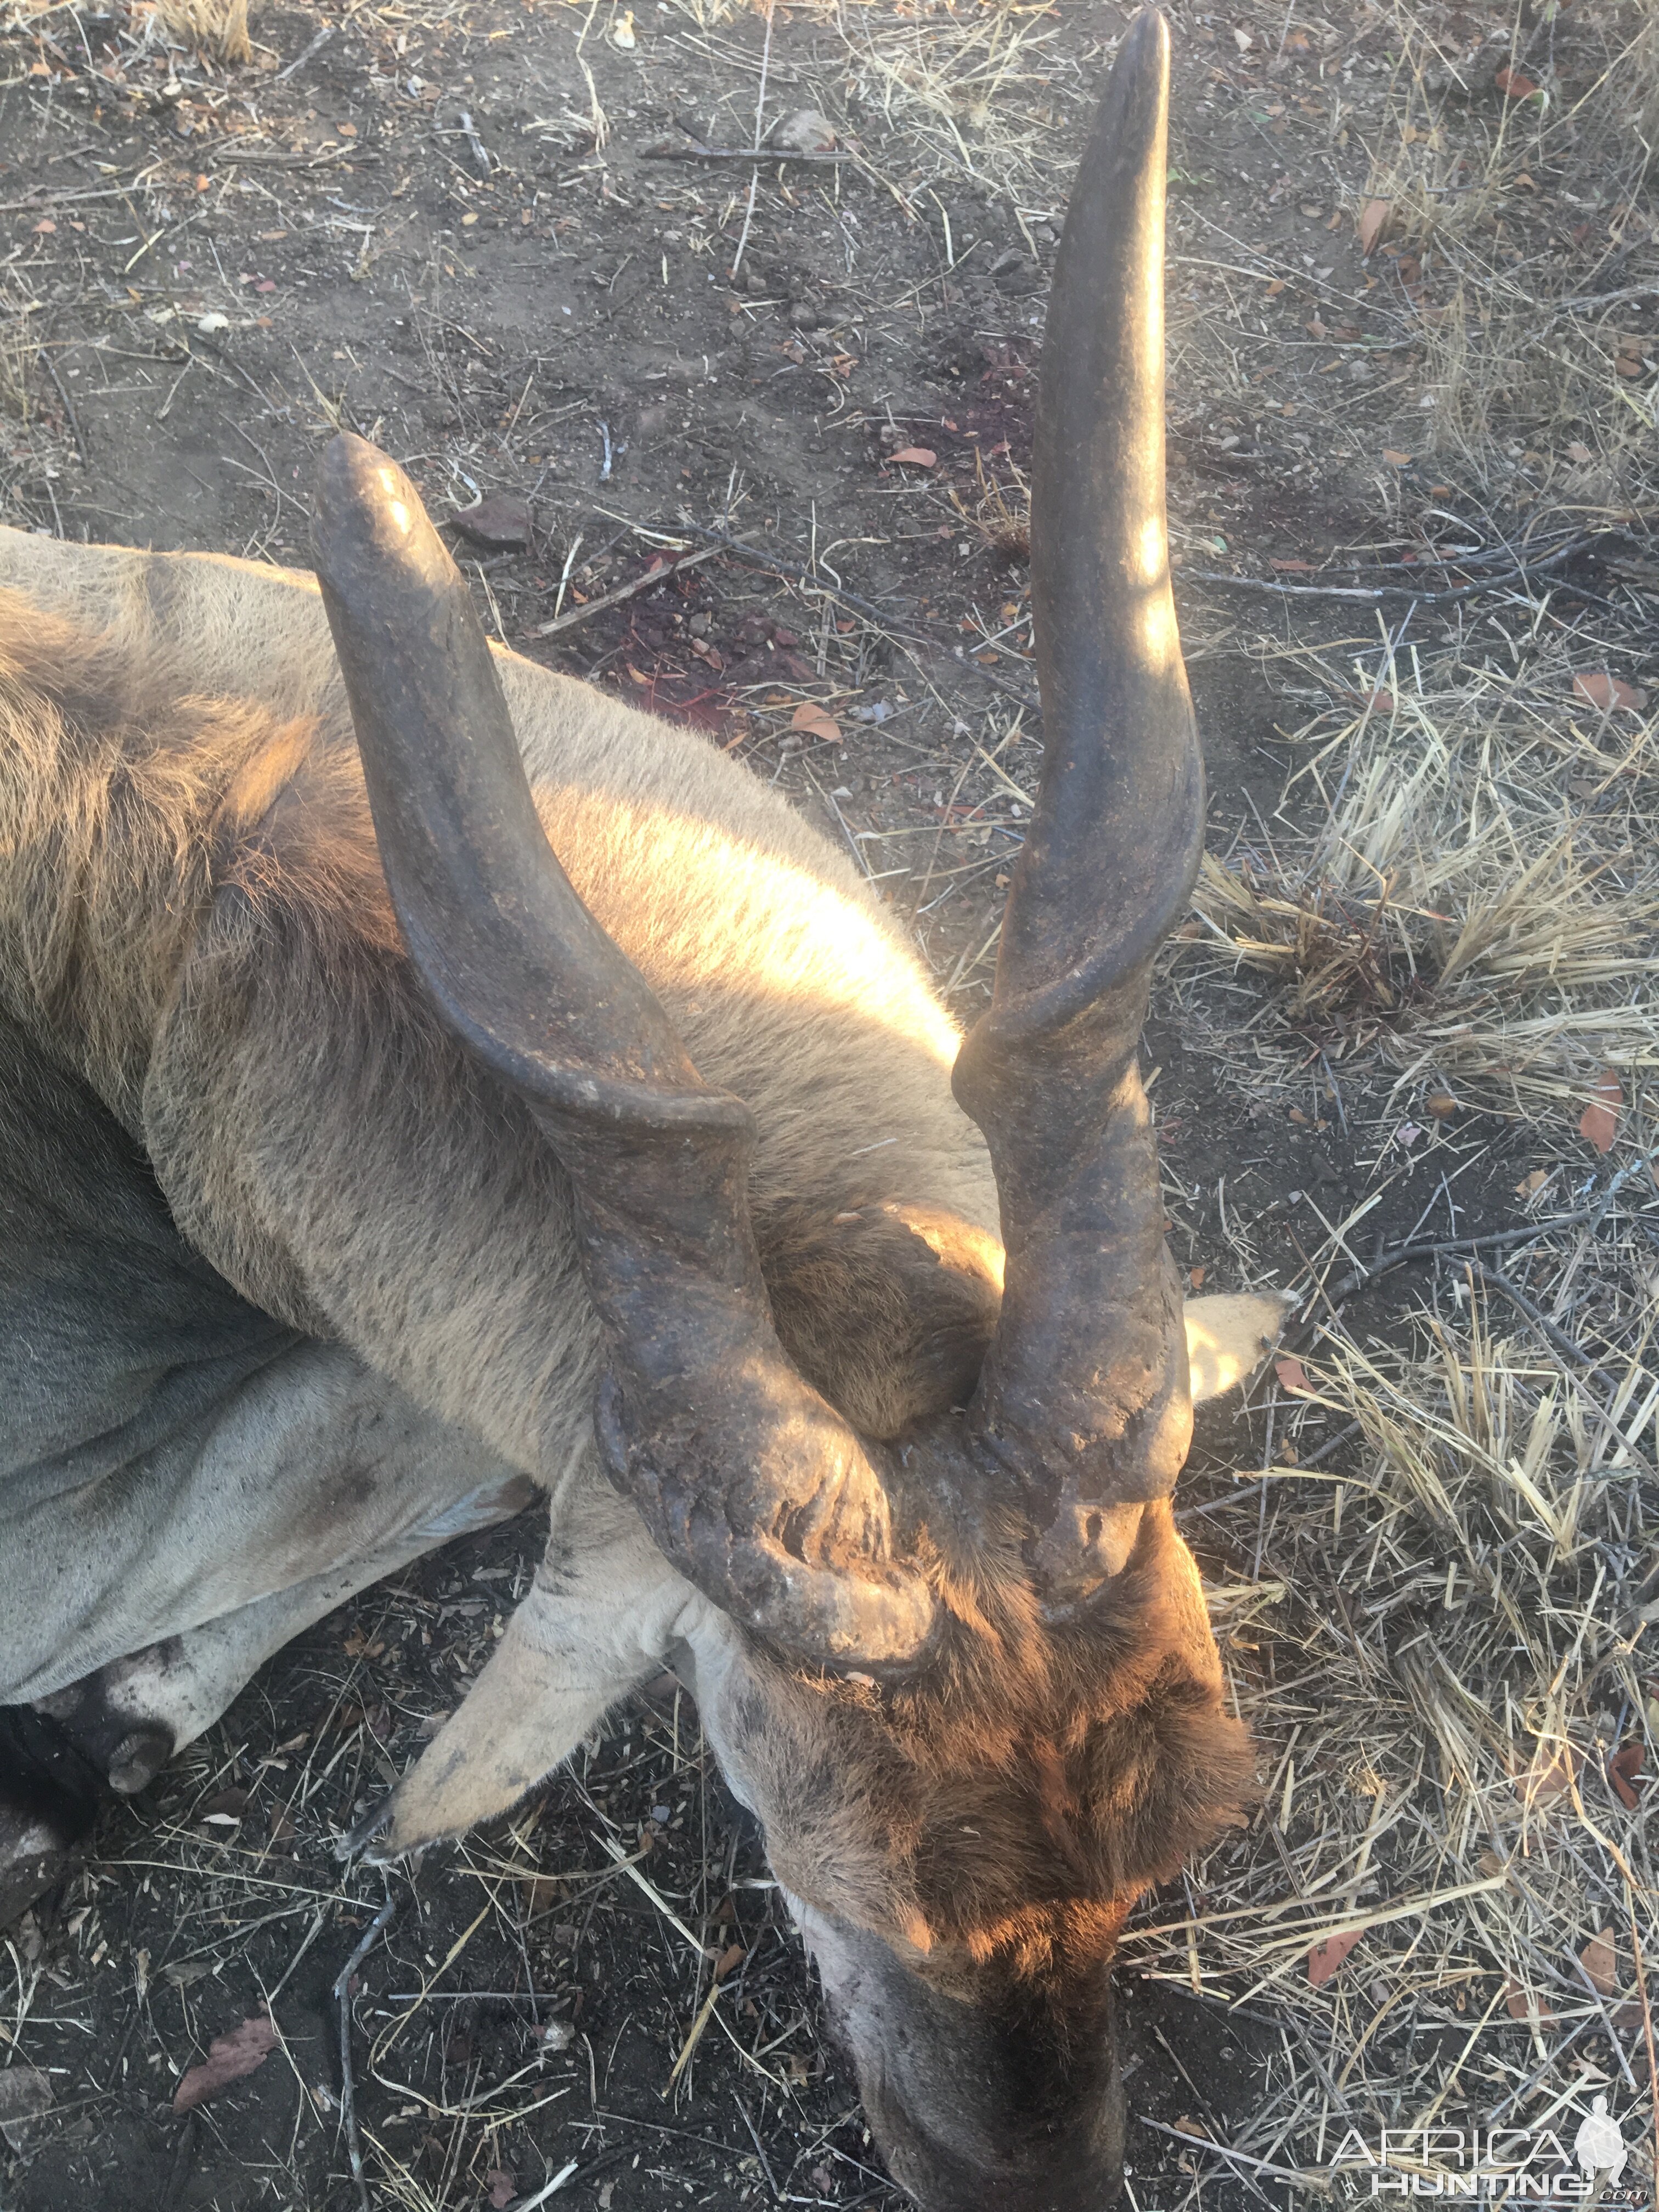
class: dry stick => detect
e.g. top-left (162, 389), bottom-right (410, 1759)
top-left (275, 22), bottom-right (332, 81)
top-left (1625, 1891), bottom-right (1659, 2199)
top-left (530, 539), bottom-right (738, 638)
top-left (41, 349), bottom-right (87, 467)
top-left (332, 1889), bottom-right (397, 2212)
top-left (1470, 1261), bottom-right (1658, 1481)
top-left (1137, 2114), bottom-right (1332, 2193)
top-left (1184, 533), bottom-right (1601, 606)
top-left (1302, 1201), bottom-right (1641, 1318)
top-left (642, 144), bottom-right (847, 165)
top-left (727, 0), bottom-right (775, 284)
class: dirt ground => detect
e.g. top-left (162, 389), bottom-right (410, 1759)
top-left (3, 0), bottom-right (1658, 2203)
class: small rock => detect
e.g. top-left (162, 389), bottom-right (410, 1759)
top-left (449, 492), bottom-right (532, 551)
top-left (768, 108), bottom-right (836, 154)
top-left (792, 302), bottom-right (819, 330)
top-left (745, 269), bottom-right (768, 296)
top-left (688, 612), bottom-right (710, 637)
top-left (988, 249), bottom-right (1040, 296)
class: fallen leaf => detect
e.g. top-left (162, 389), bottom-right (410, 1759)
top-left (1608, 1743), bottom-right (1644, 1809)
top-left (0, 2067), bottom-right (52, 2122)
top-left (1305, 316), bottom-right (1327, 339)
top-left (1566, 440), bottom-right (1594, 464)
top-left (1232, 25), bottom-right (1252, 50)
top-left (488, 2171), bottom-right (517, 2209)
top-left (610, 7), bottom-right (635, 44)
top-left (1275, 1355), bottom-right (1311, 1395)
top-left (1271, 557), bottom-right (1314, 572)
top-left (1382, 448), bottom-right (1413, 466)
top-left (714, 1942), bottom-right (746, 1980)
top-left (1504, 1979), bottom-right (1558, 2024)
top-left (32, 218), bottom-right (56, 235)
top-left (195, 1787), bottom-right (250, 1824)
top-left (789, 703), bottom-right (842, 744)
top-left (1573, 671), bottom-right (1647, 713)
top-left (1189, 1265), bottom-right (1207, 1290)
top-left (1357, 198), bottom-right (1392, 254)
top-left (1265, 277), bottom-right (1286, 296)
top-left (1519, 1742), bottom-right (1578, 1807)
top-left (1579, 1068), bottom-right (1622, 1155)
top-left (886, 446), bottom-right (936, 467)
top-left (1515, 1167), bottom-right (1549, 1199)
top-left (1579, 1928), bottom-right (1619, 1996)
top-left (173, 2012), bottom-right (280, 2111)
top-left (450, 492), bottom-right (532, 552)
top-left (0, 2063), bottom-right (53, 2155)
top-left (1495, 65), bottom-right (1540, 97)
top-left (1175, 2114), bottom-right (1212, 2137)
top-left (1308, 1928), bottom-right (1363, 1984)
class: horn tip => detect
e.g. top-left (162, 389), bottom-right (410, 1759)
top-left (314, 430), bottom-right (430, 575)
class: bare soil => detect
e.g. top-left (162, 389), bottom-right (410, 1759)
top-left (3, 0), bottom-right (1657, 2203)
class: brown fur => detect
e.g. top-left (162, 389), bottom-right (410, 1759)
top-left (0, 531), bottom-right (1258, 2168)
top-left (709, 1497), bottom-right (1254, 1978)
top-left (0, 564), bottom-right (998, 1443)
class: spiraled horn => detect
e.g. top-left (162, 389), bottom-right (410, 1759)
top-left (312, 433), bottom-right (935, 1664)
top-left (953, 8), bottom-right (1205, 1602)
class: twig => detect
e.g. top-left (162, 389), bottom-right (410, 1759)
top-left (1138, 2115), bottom-right (1333, 2192)
top-left (515, 2162), bottom-right (580, 2209)
top-left (41, 348), bottom-right (87, 466)
top-left (643, 143), bottom-right (847, 164)
top-left (735, 2097), bottom-right (781, 2200)
top-left (332, 1890), bottom-right (397, 2212)
top-left (1470, 1261), bottom-right (1657, 1480)
top-left (728, 0), bottom-right (775, 283)
top-left (275, 22), bottom-right (333, 81)
top-left (529, 538), bottom-right (740, 639)
top-left (1626, 1891), bottom-right (1659, 2204)
top-left (1306, 1203), bottom-right (1644, 1316)
top-left (209, 143), bottom-right (376, 170)
top-left (1184, 534), bottom-right (1599, 606)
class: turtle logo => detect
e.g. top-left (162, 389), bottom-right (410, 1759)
top-left (1575, 2097), bottom-right (1628, 2186)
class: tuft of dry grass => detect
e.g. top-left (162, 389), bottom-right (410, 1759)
top-left (833, 0), bottom-right (1068, 201)
top-left (1143, 1228), bottom-right (1659, 2187)
top-left (154, 0), bottom-right (250, 66)
top-left (1183, 628), bottom-right (1659, 1132)
top-left (1350, 0), bottom-right (1659, 505)
top-left (948, 447), bottom-right (1030, 560)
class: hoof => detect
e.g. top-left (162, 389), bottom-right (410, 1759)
top-left (0, 1812), bottom-right (74, 1931)
top-left (0, 1706), bottom-right (105, 1932)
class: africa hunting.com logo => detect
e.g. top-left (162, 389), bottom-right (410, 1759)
top-left (1333, 2102), bottom-right (1649, 2202)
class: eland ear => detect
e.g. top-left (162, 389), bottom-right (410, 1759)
top-left (1183, 1294), bottom-right (1292, 1403)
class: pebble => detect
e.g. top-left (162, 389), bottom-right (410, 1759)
top-left (767, 108), bottom-right (837, 154)
top-left (449, 492), bottom-right (532, 551)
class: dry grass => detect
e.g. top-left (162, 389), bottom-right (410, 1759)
top-left (152, 0), bottom-right (250, 65)
top-left (1183, 626), bottom-right (1659, 1133)
top-left (1143, 1219), bottom-right (1659, 2187)
top-left (832, 0), bottom-right (1070, 202)
top-left (1348, 0), bottom-right (1659, 505)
